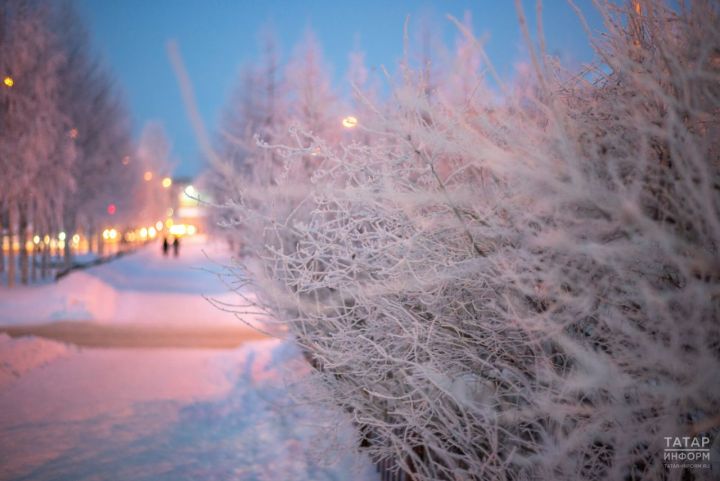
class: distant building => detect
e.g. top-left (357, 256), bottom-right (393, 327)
top-left (168, 177), bottom-right (211, 234)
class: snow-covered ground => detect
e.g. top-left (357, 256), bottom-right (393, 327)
top-left (0, 337), bottom-right (376, 480)
top-left (0, 236), bottom-right (378, 481)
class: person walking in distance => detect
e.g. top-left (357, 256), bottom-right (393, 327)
top-left (162, 237), bottom-right (169, 256)
top-left (172, 237), bottom-right (180, 257)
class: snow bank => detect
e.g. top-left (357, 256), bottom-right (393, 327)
top-left (0, 333), bottom-right (72, 388)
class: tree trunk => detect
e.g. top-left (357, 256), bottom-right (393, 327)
top-left (41, 242), bottom-right (49, 279)
top-left (19, 208), bottom-right (29, 285)
top-left (31, 243), bottom-right (38, 282)
top-left (63, 231), bottom-right (73, 268)
top-left (0, 208), bottom-right (5, 275)
top-left (7, 208), bottom-right (15, 288)
top-left (88, 221), bottom-right (95, 254)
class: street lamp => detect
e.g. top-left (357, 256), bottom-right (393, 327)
top-left (3, 76), bottom-right (13, 88)
top-left (162, 177), bottom-right (172, 188)
top-left (342, 115), bottom-right (358, 128)
top-left (143, 171), bottom-right (153, 182)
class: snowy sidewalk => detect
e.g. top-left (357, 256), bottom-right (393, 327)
top-left (0, 235), bottom-right (247, 327)
top-left (0, 337), bottom-right (377, 480)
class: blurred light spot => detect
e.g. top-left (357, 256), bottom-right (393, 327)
top-left (169, 224), bottom-right (187, 236)
top-left (342, 115), bottom-right (358, 128)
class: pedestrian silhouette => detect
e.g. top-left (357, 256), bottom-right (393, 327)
top-left (172, 237), bottom-right (180, 257)
top-left (162, 237), bottom-right (169, 256)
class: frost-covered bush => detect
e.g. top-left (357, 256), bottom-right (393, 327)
top-left (221, 2), bottom-right (720, 480)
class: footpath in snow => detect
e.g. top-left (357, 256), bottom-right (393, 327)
top-left (0, 235), bottom-right (248, 327)
top-left (0, 236), bottom-right (378, 481)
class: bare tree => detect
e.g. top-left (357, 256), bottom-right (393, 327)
top-left (0, 0), bottom-right (74, 286)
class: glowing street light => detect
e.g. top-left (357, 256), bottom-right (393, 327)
top-left (3, 76), bottom-right (13, 88)
top-left (342, 115), bottom-right (358, 128)
top-left (162, 177), bottom-right (172, 188)
top-left (144, 171), bottom-right (153, 182)
top-left (58, 232), bottom-right (66, 241)
top-left (69, 128), bottom-right (79, 139)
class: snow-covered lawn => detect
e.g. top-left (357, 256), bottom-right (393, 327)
top-left (0, 236), bottom-right (378, 480)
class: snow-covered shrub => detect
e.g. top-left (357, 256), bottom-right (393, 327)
top-left (221, 2), bottom-right (720, 480)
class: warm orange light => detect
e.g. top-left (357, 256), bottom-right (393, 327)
top-left (69, 128), bottom-right (79, 139)
top-left (342, 115), bottom-right (358, 128)
top-left (162, 177), bottom-right (172, 188)
top-left (169, 224), bottom-right (187, 236)
top-left (3, 76), bottom-right (13, 88)
top-left (144, 171), bottom-right (153, 182)
top-left (634, 1), bottom-right (641, 14)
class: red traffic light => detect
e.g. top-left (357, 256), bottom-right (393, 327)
top-left (107, 203), bottom-right (117, 215)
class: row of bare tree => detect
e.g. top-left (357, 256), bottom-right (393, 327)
top-left (0, 0), bottom-right (154, 287)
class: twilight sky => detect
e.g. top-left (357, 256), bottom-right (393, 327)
top-left (73, 0), bottom-right (604, 178)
